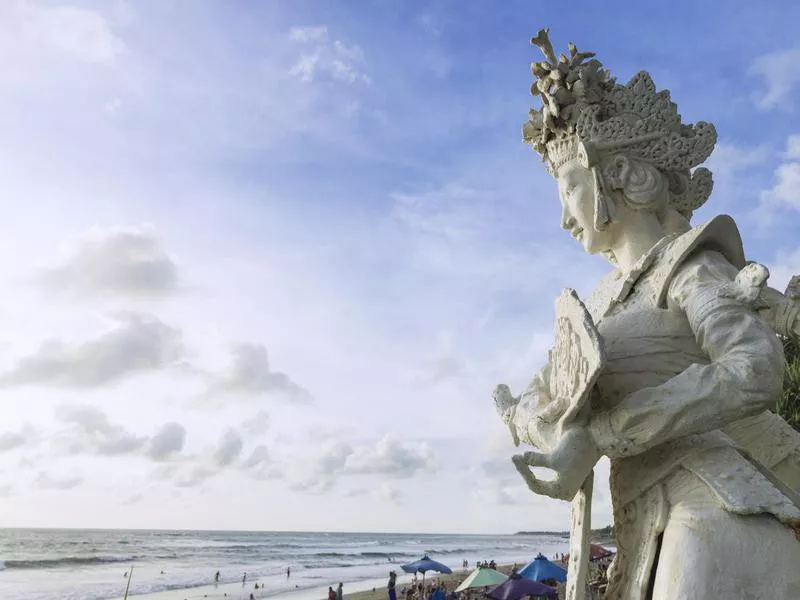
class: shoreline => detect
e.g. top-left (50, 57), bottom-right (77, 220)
top-left (115, 564), bottom-right (532, 600)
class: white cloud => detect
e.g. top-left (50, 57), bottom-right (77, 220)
top-left (0, 2), bottom-right (124, 66)
top-left (377, 483), bottom-right (402, 505)
top-left (0, 426), bottom-right (34, 452)
top-left (203, 343), bottom-right (311, 403)
top-left (56, 404), bottom-right (186, 461)
top-left (759, 135), bottom-right (800, 214)
top-left (243, 445), bottom-right (270, 470)
top-left (288, 25), bottom-right (369, 85)
top-left (213, 429), bottom-right (243, 467)
top-left (289, 25), bottom-right (329, 43)
top-left (0, 313), bottom-right (185, 388)
top-left (36, 472), bottom-right (83, 490)
top-left (146, 423), bottom-right (186, 461)
top-left (344, 436), bottom-right (437, 478)
top-left (748, 49), bottom-right (800, 110)
top-left (38, 226), bottom-right (180, 298)
top-left (241, 410), bottom-right (271, 436)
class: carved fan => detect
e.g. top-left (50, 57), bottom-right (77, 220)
top-left (540, 289), bottom-right (606, 438)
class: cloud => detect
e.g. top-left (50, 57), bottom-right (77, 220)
top-left (38, 226), bottom-right (180, 297)
top-left (344, 436), bottom-right (437, 478)
top-left (145, 423), bottom-right (186, 461)
top-left (0, 313), bottom-right (185, 388)
top-left (243, 445), bottom-right (270, 469)
top-left (749, 49), bottom-right (800, 110)
top-left (415, 356), bottom-right (462, 386)
top-left (213, 429), bottom-right (243, 467)
top-left (175, 466), bottom-right (216, 488)
top-left (56, 404), bottom-right (147, 455)
top-left (56, 404), bottom-right (185, 461)
top-left (241, 410), bottom-right (271, 436)
top-left (36, 472), bottom-right (83, 490)
top-left (377, 483), bottom-right (402, 505)
top-left (288, 25), bottom-right (370, 85)
top-left (1, 2), bottom-right (124, 65)
top-left (0, 426), bottom-right (35, 452)
top-left (288, 435), bottom-right (437, 494)
top-left (759, 135), bottom-right (800, 214)
top-left (203, 343), bottom-right (311, 403)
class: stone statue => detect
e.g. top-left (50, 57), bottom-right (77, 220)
top-left (494, 29), bottom-right (800, 599)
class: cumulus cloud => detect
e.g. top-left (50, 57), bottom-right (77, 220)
top-left (145, 423), bottom-right (186, 461)
top-left (204, 343), bottom-right (311, 403)
top-left (213, 429), bottom-right (243, 467)
top-left (760, 134), bottom-right (800, 215)
top-left (36, 472), bottom-right (83, 490)
top-left (243, 445), bottom-right (270, 469)
top-left (344, 436), bottom-right (436, 477)
top-left (241, 410), bottom-right (271, 436)
top-left (38, 226), bottom-right (180, 297)
top-left (287, 436), bottom-right (437, 494)
top-left (0, 312), bottom-right (185, 388)
top-left (288, 25), bottom-right (369, 85)
top-left (175, 466), bottom-right (216, 488)
top-left (0, 425), bottom-right (35, 452)
top-left (749, 49), bottom-right (800, 110)
top-left (56, 404), bottom-right (185, 461)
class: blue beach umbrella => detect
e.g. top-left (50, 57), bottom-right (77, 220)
top-left (518, 554), bottom-right (567, 583)
top-left (402, 555), bottom-right (453, 588)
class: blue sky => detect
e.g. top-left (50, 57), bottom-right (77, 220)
top-left (0, 0), bottom-right (798, 534)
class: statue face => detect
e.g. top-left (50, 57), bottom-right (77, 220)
top-left (556, 160), bottom-right (613, 255)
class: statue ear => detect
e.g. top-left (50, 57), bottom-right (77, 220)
top-left (602, 154), bottom-right (631, 190)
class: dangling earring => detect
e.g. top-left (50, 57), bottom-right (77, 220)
top-left (592, 167), bottom-right (614, 231)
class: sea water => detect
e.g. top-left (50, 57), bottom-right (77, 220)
top-left (0, 529), bottom-right (568, 600)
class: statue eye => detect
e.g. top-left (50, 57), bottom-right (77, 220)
top-left (565, 184), bottom-right (577, 196)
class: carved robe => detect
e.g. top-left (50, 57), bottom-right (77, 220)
top-left (570, 215), bottom-right (800, 598)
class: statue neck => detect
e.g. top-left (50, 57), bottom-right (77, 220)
top-left (608, 211), bottom-right (667, 272)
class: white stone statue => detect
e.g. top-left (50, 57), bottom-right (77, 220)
top-left (494, 29), bottom-right (800, 600)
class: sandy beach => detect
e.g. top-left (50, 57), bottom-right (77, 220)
top-left (117, 565), bottom-right (528, 600)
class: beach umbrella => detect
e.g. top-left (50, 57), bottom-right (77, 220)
top-left (454, 567), bottom-right (508, 592)
top-left (518, 554), bottom-right (566, 583)
top-left (563, 543), bottom-right (615, 563)
top-left (486, 574), bottom-right (557, 600)
top-left (402, 555), bottom-right (452, 590)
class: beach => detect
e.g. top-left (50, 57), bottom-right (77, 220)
top-left (0, 529), bottom-right (569, 600)
top-left (117, 566), bottom-right (524, 600)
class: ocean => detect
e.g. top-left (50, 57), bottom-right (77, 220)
top-left (0, 529), bottom-right (569, 600)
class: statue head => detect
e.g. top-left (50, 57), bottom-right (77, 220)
top-left (524, 29), bottom-right (716, 257)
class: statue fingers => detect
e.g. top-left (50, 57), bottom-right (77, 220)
top-left (511, 455), bottom-right (560, 497)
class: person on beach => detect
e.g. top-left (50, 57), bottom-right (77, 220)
top-left (388, 570), bottom-right (397, 600)
top-left (328, 586), bottom-right (336, 600)
top-left (337, 582), bottom-right (343, 600)
top-left (214, 571), bottom-right (220, 585)
top-left (243, 572), bottom-right (247, 585)
top-left (287, 566), bottom-right (291, 578)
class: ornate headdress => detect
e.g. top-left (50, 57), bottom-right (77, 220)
top-left (523, 29), bottom-right (716, 222)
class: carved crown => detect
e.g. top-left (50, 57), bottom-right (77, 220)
top-left (523, 29), bottom-right (717, 217)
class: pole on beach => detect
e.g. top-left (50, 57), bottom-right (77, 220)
top-left (123, 565), bottom-right (134, 600)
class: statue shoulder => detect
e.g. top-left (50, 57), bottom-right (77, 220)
top-left (647, 215), bottom-right (747, 309)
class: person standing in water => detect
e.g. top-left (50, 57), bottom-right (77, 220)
top-left (287, 566), bottom-right (291, 578)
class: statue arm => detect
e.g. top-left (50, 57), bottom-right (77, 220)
top-left (588, 249), bottom-right (784, 458)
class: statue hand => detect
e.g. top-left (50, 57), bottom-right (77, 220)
top-left (511, 425), bottom-right (600, 501)
top-left (493, 384), bottom-right (519, 423)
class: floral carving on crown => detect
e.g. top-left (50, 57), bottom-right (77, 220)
top-left (523, 28), bottom-right (717, 218)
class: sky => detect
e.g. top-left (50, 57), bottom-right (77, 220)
top-left (0, 0), bottom-right (800, 535)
